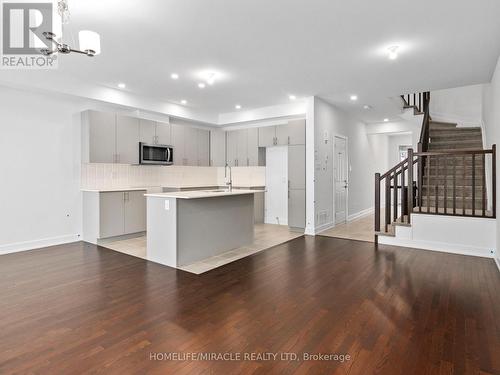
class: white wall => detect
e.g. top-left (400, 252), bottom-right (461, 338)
top-left (387, 133), bottom-right (413, 167)
top-left (309, 97), bottom-right (383, 232)
top-left (0, 87), bottom-right (85, 253)
top-left (379, 214), bottom-right (496, 259)
top-left (431, 84), bottom-right (485, 126)
top-left (482, 56), bottom-right (500, 268)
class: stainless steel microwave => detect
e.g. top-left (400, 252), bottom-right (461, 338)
top-left (139, 142), bottom-right (173, 165)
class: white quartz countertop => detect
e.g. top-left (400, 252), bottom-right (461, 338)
top-left (81, 187), bottom-right (150, 192)
top-left (145, 189), bottom-right (265, 199)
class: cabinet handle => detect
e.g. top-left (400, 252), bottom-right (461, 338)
top-left (288, 136), bottom-right (290, 145)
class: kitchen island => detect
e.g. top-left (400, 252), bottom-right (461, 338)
top-left (145, 190), bottom-right (262, 267)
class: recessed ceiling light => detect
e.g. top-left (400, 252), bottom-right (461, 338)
top-left (181, 100), bottom-right (187, 105)
top-left (171, 73), bottom-right (179, 80)
top-left (363, 105), bottom-right (372, 110)
top-left (235, 104), bottom-right (242, 110)
top-left (350, 95), bottom-right (358, 101)
top-left (198, 83), bottom-right (206, 89)
top-left (387, 46), bottom-right (399, 60)
top-left (117, 83), bottom-right (126, 89)
top-left (384, 118), bottom-right (389, 122)
top-left (206, 72), bottom-right (217, 85)
top-left (289, 95), bottom-right (297, 101)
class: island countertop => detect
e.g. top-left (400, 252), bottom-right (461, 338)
top-left (144, 189), bottom-right (265, 199)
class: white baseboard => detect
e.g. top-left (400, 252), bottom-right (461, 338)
top-left (314, 221), bottom-right (334, 234)
top-left (347, 207), bottom-right (374, 222)
top-left (0, 234), bottom-right (81, 255)
top-left (379, 236), bottom-right (494, 259)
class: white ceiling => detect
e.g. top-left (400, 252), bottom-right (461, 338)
top-left (2, 0), bottom-right (500, 123)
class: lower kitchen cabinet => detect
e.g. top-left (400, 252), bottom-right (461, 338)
top-left (83, 190), bottom-right (147, 243)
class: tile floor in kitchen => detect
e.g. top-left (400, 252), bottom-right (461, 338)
top-left (102, 224), bottom-right (303, 274)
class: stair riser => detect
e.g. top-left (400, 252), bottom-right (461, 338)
top-left (421, 198), bottom-right (487, 210)
top-left (421, 187), bottom-right (485, 198)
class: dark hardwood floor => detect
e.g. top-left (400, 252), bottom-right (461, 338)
top-left (1, 236), bottom-right (499, 374)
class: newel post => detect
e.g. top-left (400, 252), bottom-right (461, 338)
top-left (407, 148), bottom-right (414, 224)
top-left (375, 173), bottom-right (381, 235)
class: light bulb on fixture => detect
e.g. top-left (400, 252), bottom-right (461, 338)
top-left (350, 95), bottom-right (358, 101)
top-left (118, 83), bottom-right (126, 89)
top-left (384, 118), bottom-right (389, 122)
top-left (235, 105), bottom-right (242, 110)
top-left (171, 73), bottom-right (179, 80)
top-left (181, 100), bottom-right (187, 105)
top-left (206, 72), bottom-right (217, 85)
top-left (289, 95), bottom-right (297, 101)
top-left (198, 83), bottom-right (206, 89)
top-left (387, 46), bottom-right (399, 60)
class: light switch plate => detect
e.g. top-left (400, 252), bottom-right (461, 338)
top-left (164, 200), bottom-right (170, 210)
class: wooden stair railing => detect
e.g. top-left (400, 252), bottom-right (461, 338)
top-left (375, 91), bottom-right (496, 242)
top-left (375, 146), bottom-right (497, 240)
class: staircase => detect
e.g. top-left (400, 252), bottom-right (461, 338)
top-left (421, 121), bottom-right (486, 213)
top-left (374, 92), bottom-right (496, 241)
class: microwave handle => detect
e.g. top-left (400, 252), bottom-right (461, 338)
top-left (166, 147), bottom-right (171, 162)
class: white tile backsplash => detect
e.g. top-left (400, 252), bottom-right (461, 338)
top-left (81, 164), bottom-right (265, 190)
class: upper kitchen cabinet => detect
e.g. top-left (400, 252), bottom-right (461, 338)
top-left (196, 129), bottom-right (210, 166)
top-left (226, 128), bottom-right (259, 166)
top-left (258, 126), bottom-right (276, 147)
top-left (84, 110), bottom-right (116, 164)
top-left (139, 119), bottom-right (156, 144)
top-left (210, 129), bottom-right (226, 167)
top-left (155, 122), bottom-right (171, 145)
top-left (139, 119), bottom-right (171, 145)
top-left (247, 128), bottom-right (259, 166)
top-left (171, 123), bottom-right (185, 165)
top-left (183, 126), bottom-right (198, 166)
top-left (226, 131), bottom-right (238, 167)
top-left (116, 115), bottom-right (139, 164)
top-left (276, 119), bottom-right (306, 145)
top-left (257, 120), bottom-right (306, 148)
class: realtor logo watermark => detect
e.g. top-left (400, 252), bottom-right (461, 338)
top-left (1, 0), bottom-right (58, 69)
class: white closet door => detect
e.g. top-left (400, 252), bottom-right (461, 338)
top-left (265, 146), bottom-right (288, 225)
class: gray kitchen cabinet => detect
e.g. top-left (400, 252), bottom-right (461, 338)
top-left (210, 130), bottom-right (226, 166)
top-left (99, 192), bottom-right (126, 238)
top-left (226, 131), bottom-right (238, 166)
top-left (183, 126), bottom-right (198, 165)
top-left (197, 129), bottom-right (210, 166)
top-left (155, 122), bottom-right (171, 145)
top-left (86, 111), bottom-right (116, 163)
top-left (258, 126), bottom-right (276, 147)
top-left (139, 119), bottom-right (156, 144)
top-left (247, 128), bottom-right (259, 166)
top-left (171, 124), bottom-right (185, 165)
top-left (288, 144), bottom-right (306, 230)
top-left (277, 119), bottom-right (305, 145)
top-left (288, 145), bottom-right (306, 189)
top-left (83, 190), bottom-right (147, 242)
top-left (288, 189), bottom-right (306, 230)
top-left (124, 191), bottom-right (147, 234)
top-left (236, 129), bottom-right (248, 166)
top-left (116, 115), bottom-right (139, 164)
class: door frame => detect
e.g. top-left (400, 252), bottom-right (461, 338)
top-left (333, 134), bottom-right (349, 226)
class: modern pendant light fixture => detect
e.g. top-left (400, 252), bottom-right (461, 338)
top-left (40, 0), bottom-right (101, 57)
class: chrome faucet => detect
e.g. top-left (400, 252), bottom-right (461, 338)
top-left (225, 164), bottom-right (232, 191)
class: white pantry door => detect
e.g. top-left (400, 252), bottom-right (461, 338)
top-left (334, 136), bottom-right (348, 224)
top-left (265, 146), bottom-right (288, 225)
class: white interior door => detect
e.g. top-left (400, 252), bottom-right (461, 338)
top-left (334, 137), bottom-right (348, 224)
top-left (265, 146), bottom-right (288, 225)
